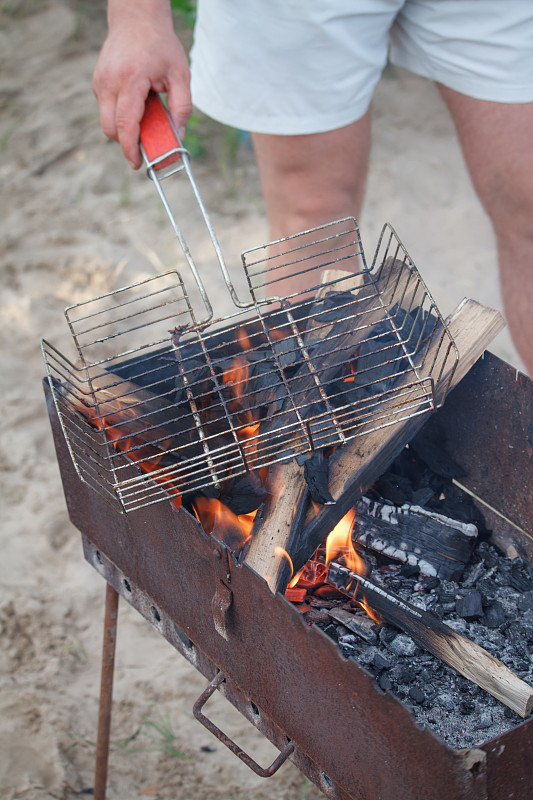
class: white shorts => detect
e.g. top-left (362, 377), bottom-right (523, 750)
top-left (190, 0), bottom-right (533, 135)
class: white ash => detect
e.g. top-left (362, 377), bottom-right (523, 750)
top-left (318, 540), bottom-right (533, 749)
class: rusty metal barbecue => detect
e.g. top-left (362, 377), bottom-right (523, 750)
top-left (43, 353), bottom-right (533, 800)
top-left (41, 93), bottom-right (458, 514)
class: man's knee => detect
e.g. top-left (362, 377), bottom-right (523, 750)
top-left (252, 118), bottom-right (371, 238)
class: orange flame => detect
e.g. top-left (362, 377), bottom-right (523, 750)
top-left (85, 404), bottom-right (182, 509)
top-left (283, 505), bottom-right (380, 623)
top-left (222, 354), bottom-right (249, 396)
top-left (235, 326), bottom-right (253, 352)
top-left (342, 353), bottom-right (358, 383)
top-left (324, 507), bottom-right (364, 574)
top-left (193, 497), bottom-right (256, 550)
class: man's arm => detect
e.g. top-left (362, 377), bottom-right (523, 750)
top-left (92, 0), bottom-right (192, 168)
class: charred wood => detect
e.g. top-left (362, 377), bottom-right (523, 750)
top-left (326, 561), bottom-right (533, 718)
top-left (71, 364), bottom-right (202, 466)
top-left (352, 496), bottom-right (478, 581)
top-left (328, 607), bottom-right (379, 644)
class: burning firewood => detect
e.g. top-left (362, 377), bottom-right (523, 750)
top-left (289, 299), bottom-right (505, 585)
top-left (71, 364), bottom-right (195, 460)
top-left (243, 270), bottom-right (367, 590)
top-left (67, 363), bottom-right (209, 506)
top-left (351, 496), bottom-right (478, 581)
top-left (246, 298), bottom-right (503, 594)
top-left (326, 561), bottom-right (533, 718)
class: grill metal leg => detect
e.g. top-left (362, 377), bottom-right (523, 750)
top-left (94, 583), bottom-right (119, 800)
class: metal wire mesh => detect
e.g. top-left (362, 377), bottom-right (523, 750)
top-left (42, 220), bottom-right (458, 513)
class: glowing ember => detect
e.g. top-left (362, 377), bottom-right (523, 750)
top-left (342, 353), bottom-right (358, 383)
top-left (283, 505), bottom-right (380, 622)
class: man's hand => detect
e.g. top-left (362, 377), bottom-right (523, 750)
top-left (92, 0), bottom-right (192, 169)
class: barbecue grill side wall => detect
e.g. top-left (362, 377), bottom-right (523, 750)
top-left (422, 352), bottom-right (533, 552)
top-left (420, 352), bottom-right (533, 800)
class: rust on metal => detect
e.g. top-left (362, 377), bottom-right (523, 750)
top-left (423, 352), bottom-right (533, 540)
top-left (193, 671), bottom-right (295, 777)
top-left (44, 353), bottom-right (533, 800)
top-left (94, 582), bottom-right (119, 800)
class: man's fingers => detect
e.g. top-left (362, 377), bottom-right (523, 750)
top-left (96, 93), bottom-right (119, 144)
top-left (166, 72), bottom-right (193, 142)
top-left (114, 84), bottom-right (150, 169)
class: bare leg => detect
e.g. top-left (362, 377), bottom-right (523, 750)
top-left (438, 86), bottom-right (533, 376)
top-left (251, 115), bottom-right (371, 295)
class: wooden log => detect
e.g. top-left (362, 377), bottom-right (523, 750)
top-left (328, 607), bottom-right (379, 644)
top-left (243, 270), bottom-right (366, 590)
top-left (288, 300), bottom-right (505, 586)
top-left (326, 561), bottom-right (533, 718)
top-left (352, 496), bottom-right (478, 581)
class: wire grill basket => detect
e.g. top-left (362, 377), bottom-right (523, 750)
top-left (41, 94), bottom-right (458, 513)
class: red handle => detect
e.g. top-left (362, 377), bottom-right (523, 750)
top-left (139, 91), bottom-right (181, 170)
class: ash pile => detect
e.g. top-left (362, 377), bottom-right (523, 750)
top-left (292, 434), bottom-right (533, 749)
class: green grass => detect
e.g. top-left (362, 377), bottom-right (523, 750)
top-left (170, 0), bottom-right (196, 28)
top-left (113, 707), bottom-right (187, 760)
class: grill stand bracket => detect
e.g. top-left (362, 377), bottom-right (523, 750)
top-left (45, 351), bottom-right (533, 800)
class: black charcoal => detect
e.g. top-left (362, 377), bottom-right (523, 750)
top-left (518, 591), bottom-right (533, 613)
top-left (220, 472), bottom-right (267, 516)
top-left (478, 577), bottom-right (498, 602)
top-left (411, 487), bottom-right (435, 507)
top-left (379, 627), bottom-right (399, 646)
top-left (523, 609), bottom-right (533, 627)
top-left (376, 475), bottom-right (413, 506)
top-left (400, 563), bottom-right (420, 579)
top-left (378, 674), bottom-right (392, 691)
top-left (174, 360), bottom-right (217, 405)
top-left (416, 576), bottom-right (440, 591)
top-left (456, 592), bottom-right (484, 621)
top-left (484, 600), bottom-right (505, 629)
top-left (388, 634), bottom-right (418, 657)
top-left (510, 570), bottom-right (533, 593)
top-left (303, 451), bottom-right (334, 504)
top-left (409, 686), bottom-right (426, 704)
top-left (504, 707), bottom-right (520, 720)
top-left (373, 652), bottom-right (392, 672)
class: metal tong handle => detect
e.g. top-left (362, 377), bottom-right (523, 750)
top-left (139, 91), bottom-right (250, 317)
top-left (139, 90), bottom-right (183, 173)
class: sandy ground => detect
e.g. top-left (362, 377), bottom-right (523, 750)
top-left (0, 2), bottom-right (525, 799)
